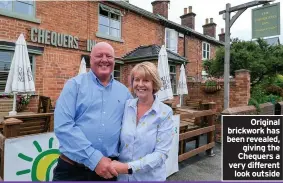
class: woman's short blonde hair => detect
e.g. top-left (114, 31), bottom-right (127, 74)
top-left (130, 62), bottom-right (162, 94)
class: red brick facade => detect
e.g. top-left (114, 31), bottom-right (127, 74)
top-left (0, 1), bottom-right (223, 107)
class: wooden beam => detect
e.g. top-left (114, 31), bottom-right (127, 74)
top-left (179, 125), bottom-right (215, 141)
top-left (193, 110), bottom-right (216, 118)
top-left (4, 113), bottom-right (53, 119)
top-left (180, 113), bottom-right (194, 119)
top-left (178, 142), bottom-right (215, 162)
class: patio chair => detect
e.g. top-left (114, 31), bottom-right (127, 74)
top-left (37, 96), bottom-right (51, 113)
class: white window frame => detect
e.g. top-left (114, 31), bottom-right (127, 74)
top-left (201, 70), bottom-right (208, 80)
top-left (202, 42), bottom-right (210, 60)
top-left (0, 1), bottom-right (35, 17)
top-left (98, 4), bottom-right (122, 39)
top-left (169, 64), bottom-right (177, 95)
top-left (165, 28), bottom-right (178, 53)
top-left (0, 50), bottom-right (35, 93)
top-left (113, 64), bottom-right (121, 81)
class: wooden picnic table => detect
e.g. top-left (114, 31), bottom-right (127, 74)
top-left (0, 112), bottom-right (36, 129)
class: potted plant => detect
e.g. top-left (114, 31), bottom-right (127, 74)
top-left (16, 94), bottom-right (31, 112)
top-left (203, 78), bottom-right (221, 93)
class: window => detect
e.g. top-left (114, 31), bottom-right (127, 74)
top-left (98, 4), bottom-right (121, 39)
top-left (0, 51), bottom-right (34, 92)
top-left (113, 64), bottom-right (121, 81)
top-left (201, 70), bottom-right (208, 80)
top-left (202, 42), bottom-right (210, 60)
top-left (169, 65), bottom-right (177, 95)
top-left (0, 1), bottom-right (35, 16)
top-left (165, 28), bottom-right (178, 53)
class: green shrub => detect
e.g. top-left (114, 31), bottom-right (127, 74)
top-left (265, 85), bottom-right (283, 96)
top-left (248, 98), bottom-right (261, 113)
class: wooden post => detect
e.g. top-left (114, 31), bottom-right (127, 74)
top-left (206, 114), bottom-right (215, 156)
top-left (0, 133), bottom-right (5, 180)
top-left (3, 118), bottom-right (23, 138)
top-left (208, 102), bottom-right (216, 112)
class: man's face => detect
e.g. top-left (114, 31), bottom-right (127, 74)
top-left (90, 45), bottom-right (115, 80)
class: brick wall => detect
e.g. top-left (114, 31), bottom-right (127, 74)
top-left (183, 69), bottom-right (250, 113)
top-left (185, 36), bottom-right (218, 80)
top-left (0, 1), bottom-right (221, 109)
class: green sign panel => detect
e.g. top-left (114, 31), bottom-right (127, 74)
top-left (252, 2), bottom-right (280, 39)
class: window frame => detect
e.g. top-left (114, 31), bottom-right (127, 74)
top-left (0, 50), bottom-right (36, 93)
top-left (202, 42), bottom-right (211, 60)
top-left (113, 64), bottom-right (121, 81)
top-left (169, 64), bottom-right (177, 95)
top-left (0, 1), bottom-right (40, 24)
top-left (98, 4), bottom-right (122, 40)
top-left (165, 28), bottom-right (178, 53)
top-left (201, 70), bottom-right (208, 80)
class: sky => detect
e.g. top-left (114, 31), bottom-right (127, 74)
top-left (129, 0), bottom-right (282, 42)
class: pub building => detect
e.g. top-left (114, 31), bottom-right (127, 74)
top-left (0, 0), bottom-right (224, 108)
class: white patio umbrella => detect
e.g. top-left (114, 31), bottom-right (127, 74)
top-left (78, 57), bottom-right (87, 75)
top-left (177, 64), bottom-right (188, 106)
top-left (156, 45), bottom-right (173, 101)
top-left (5, 34), bottom-right (35, 116)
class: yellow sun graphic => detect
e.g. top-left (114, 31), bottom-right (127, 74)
top-left (16, 137), bottom-right (60, 181)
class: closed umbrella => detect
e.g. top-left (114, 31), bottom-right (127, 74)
top-left (177, 64), bottom-right (188, 106)
top-left (5, 34), bottom-right (35, 116)
top-left (156, 45), bottom-right (173, 101)
top-left (78, 57), bottom-right (87, 75)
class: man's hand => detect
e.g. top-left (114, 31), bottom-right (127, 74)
top-left (111, 160), bottom-right (129, 174)
top-left (95, 157), bottom-right (118, 179)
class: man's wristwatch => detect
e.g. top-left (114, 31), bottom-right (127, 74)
top-left (128, 168), bottom-right (133, 175)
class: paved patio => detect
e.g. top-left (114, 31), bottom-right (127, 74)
top-left (167, 135), bottom-right (222, 181)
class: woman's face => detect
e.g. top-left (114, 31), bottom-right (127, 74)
top-left (133, 73), bottom-right (153, 99)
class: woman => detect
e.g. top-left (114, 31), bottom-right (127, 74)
top-left (111, 62), bottom-right (174, 181)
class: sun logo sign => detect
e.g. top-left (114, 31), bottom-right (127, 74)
top-left (16, 137), bottom-right (60, 181)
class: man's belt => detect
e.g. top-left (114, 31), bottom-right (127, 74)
top-left (60, 154), bottom-right (119, 170)
top-left (60, 154), bottom-right (90, 170)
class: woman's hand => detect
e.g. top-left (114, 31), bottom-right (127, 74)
top-left (111, 160), bottom-right (129, 174)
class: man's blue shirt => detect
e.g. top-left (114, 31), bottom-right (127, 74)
top-left (54, 70), bottom-right (132, 171)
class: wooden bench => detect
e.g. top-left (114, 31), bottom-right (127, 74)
top-left (185, 99), bottom-right (202, 110)
top-left (0, 113), bottom-right (54, 179)
top-left (3, 113), bottom-right (53, 136)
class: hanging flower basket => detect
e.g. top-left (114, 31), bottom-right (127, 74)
top-left (17, 103), bottom-right (27, 112)
top-left (16, 94), bottom-right (31, 112)
top-left (202, 79), bottom-right (221, 93)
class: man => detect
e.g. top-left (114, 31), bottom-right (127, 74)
top-left (53, 42), bottom-right (132, 181)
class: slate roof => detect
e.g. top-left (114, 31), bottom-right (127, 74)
top-left (122, 44), bottom-right (188, 64)
top-left (110, 1), bottom-right (224, 46)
